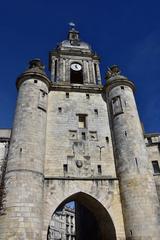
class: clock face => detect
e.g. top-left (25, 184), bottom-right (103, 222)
top-left (71, 63), bottom-right (82, 71)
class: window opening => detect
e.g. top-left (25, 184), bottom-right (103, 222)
top-left (82, 132), bottom-right (86, 140)
top-left (66, 92), bottom-right (69, 98)
top-left (94, 63), bottom-right (98, 84)
top-left (147, 137), bottom-right (152, 144)
top-left (54, 60), bottom-right (57, 82)
top-left (121, 86), bottom-right (124, 90)
top-left (86, 94), bottom-right (90, 99)
top-left (97, 165), bottom-right (102, 174)
top-left (58, 107), bottom-right (62, 112)
top-left (34, 80), bottom-right (37, 83)
top-left (152, 161), bottom-right (160, 174)
top-left (94, 109), bottom-right (98, 115)
top-left (106, 137), bottom-right (109, 143)
top-left (63, 164), bottom-right (68, 173)
top-left (78, 114), bottom-right (86, 128)
top-left (70, 65), bottom-right (83, 84)
top-left (111, 96), bottom-right (123, 116)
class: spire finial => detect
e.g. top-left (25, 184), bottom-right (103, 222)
top-left (68, 22), bottom-right (80, 46)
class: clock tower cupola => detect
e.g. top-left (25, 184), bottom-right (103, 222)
top-left (49, 24), bottom-right (101, 86)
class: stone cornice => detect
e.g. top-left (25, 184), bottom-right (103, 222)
top-left (50, 83), bottom-right (103, 93)
top-left (16, 72), bottom-right (51, 89)
top-left (44, 176), bottom-right (118, 181)
top-left (104, 78), bottom-right (135, 93)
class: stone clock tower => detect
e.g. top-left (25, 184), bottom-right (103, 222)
top-left (0, 25), bottom-right (160, 240)
top-left (49, 26), bottom-right (101, 85)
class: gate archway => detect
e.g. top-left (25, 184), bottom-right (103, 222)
top-left (47, 192), bottom-right (117, 240)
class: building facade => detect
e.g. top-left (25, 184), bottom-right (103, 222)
top-left (48, 205), bottom-right (75, 240)
top-left (0, 26), bottom-right (160, 239)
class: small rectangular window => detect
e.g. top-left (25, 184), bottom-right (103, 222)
top-left (78, 114), bottom-right (86, 128)
top-left (58, 107), bottom-right (62, 112)
top-left (66, 92), bottom-right (69, 98)
top-left (121, 86), bottom-right (124, 90)
top-left (94, 109), bottom-right (98, 115)
top-left (147, 137), bottom-right (152, 144)
top-left (34, 80), bottom-right (38, 83)
top-left (63, 164), bottom-right (68, 173)
top-left (152, 161), bottom-right (160, 174)
top-left (97, 165), bottom-right (102, 174)
top-left (86, 94), bottom-right (90, 99)
top-left (82, 132), bottom-right (86, 140)
top-left (66, 235), bottom-right (69, 240)
top-left (106, 136), bottom-right (109, 143)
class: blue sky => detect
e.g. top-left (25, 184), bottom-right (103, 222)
top-left (0, 0), bottom-right (160, 133)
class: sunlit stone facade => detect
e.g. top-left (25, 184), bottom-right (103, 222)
top-left (0, 27), bottom-right (160, 239)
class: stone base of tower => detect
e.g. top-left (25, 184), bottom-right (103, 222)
top-left (0, 171), bottom-right (44, 240)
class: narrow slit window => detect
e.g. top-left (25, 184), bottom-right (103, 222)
top-left (66, 92), bottom-right (69, 98)
top-left (94, 63), bottom-right (98, 84)
top-left (152, 161), bottom-right (160, 174)
top-left (97, 165), bottom-right (102, 174)
top-left (94, 109), bottom-right (98, 115)
top-left (58, 107), bottom-right (62, 112)
top-left (82, 132), bottom-right (86, 140)
top-left (54, 60), bottom-right (57, 82)
top-left (63, 164), bottom-right (68, 173)
top-left (78, 114), bottom-right (86, 128)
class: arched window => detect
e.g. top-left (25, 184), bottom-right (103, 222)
top-left (70, 63), bottom-right (83, 84)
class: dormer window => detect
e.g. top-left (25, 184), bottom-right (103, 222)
top-left (70, 63), bottom-right (83, 84)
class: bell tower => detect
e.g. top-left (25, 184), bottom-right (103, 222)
top-left (49, 24), bottom-right (101, 85)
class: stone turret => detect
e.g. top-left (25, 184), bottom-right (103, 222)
top-left (105, 65), bottom-right (160, 239)
top-left (1, 59), bottom-right (50, 239)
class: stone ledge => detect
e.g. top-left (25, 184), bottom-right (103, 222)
top-left (44, 176), bottom-right (118, 181)
top-left (50, 83), bottom-right (103, 93)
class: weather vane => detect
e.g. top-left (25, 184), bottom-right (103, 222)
top-left (69, 22), bottom-right (76, 29)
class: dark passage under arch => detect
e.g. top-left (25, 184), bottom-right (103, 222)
top-left (47, 192), bottom-right (117, 240)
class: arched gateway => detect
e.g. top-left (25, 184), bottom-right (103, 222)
top-left (47, 192), bottom-right (117, 240)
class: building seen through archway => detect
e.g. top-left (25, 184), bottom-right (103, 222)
top-left (47, 193), bottom-right (117, 240)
